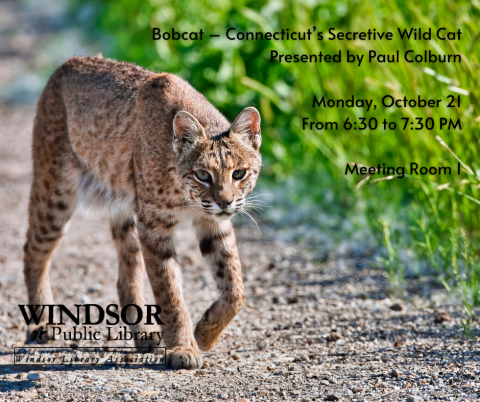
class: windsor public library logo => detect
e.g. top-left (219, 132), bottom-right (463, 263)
top-left (14, 304), bottom-right (166, 366)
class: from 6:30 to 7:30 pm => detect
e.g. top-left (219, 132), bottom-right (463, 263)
top-left (303, 94), bottom-right (461, 131)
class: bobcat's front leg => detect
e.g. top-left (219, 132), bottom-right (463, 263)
top-left (138, 220), bottom-right (202, 370)
top-left (194, 218), bottom-right (245, 351)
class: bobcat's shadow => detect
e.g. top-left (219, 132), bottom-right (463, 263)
top-left (0, 378), bottom-right (37, 392)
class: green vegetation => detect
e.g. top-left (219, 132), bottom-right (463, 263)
top-left (72, 0), bottom-right (480, 322)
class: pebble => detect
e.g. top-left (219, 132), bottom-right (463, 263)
top-left (434, 310), bottom-right (452, 324)
top-left (88, 284), bottom-right (103, 293)
top-left (18, 390), bottom-right (37, 398)
top-left (217, 393), bottom-right (224, 399)
top-left (390, 368), bottom-right (401, 378)
top-left (232, 353), bottom-right (241, 360)
top-left (326, 332), bottom-right (342, 342)
top-left (390, 303), bottom-right (404, 311)
top-left (141, 391), bottom-right (159, 396)
top-left (256, 340), bottom-right (266, 350)
top-left (27, 372), bottom-right (44, 381)
top-left (80, 294), bottom-right (91, 303)
top-left (325, 393), bottom-right (341, 401)
top-left (407, 397), bottom-right (423, 402)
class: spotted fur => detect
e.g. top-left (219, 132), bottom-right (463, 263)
top-left (23, 55), bottom-right (261, 370)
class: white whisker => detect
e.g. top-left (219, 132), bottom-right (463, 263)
top-left (246, 194), bottom-right (272, 200)
top-left (237, 210), bottom-right (246, 222)
top-left (240, 207), bottom-right (263, 238)
top-left (190, 210), bottom-right (204, 223)
top-left (244, 205), bottom-right (267, 213)
top-left (244, 201), bottom-right (270, 207)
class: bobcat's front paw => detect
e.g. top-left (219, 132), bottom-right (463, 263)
top-left (167, 347), bottom-right (203, 370)
top-left (194, 322), bottom-right (221, 351)
top-left (26, 325), bottom-right (53, 344)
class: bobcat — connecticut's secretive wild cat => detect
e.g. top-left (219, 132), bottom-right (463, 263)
top-left (23, 55), bottom-right (262, 369)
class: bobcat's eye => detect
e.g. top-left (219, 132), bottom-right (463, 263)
top-left (195, 170), bottom-right (211, 182)
top-left (232, 169), bottom-right (246, 180)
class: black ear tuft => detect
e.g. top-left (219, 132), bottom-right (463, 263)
top-left (230, 107), bottom-right (261, 150)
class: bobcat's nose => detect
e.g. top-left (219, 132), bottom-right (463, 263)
top-left (216, 198), bottom-right (233, 210)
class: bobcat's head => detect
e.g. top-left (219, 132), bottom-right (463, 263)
top-left (173, 107), bottom-right (262, 220)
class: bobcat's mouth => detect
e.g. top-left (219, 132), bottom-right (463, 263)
top-left (217, 211), bottom-right (233, 217)
top-left (203, 209), bottom-right (237, 221)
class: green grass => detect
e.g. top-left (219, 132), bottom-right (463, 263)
top-left (72, 0), bottom-right (480, 325)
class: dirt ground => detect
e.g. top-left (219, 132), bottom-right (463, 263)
top-left (1, 1), bottom-right (480, 401)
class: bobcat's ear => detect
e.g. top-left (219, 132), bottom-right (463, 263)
top-left (230, 107), bottom-right (261, 151)
top-left (173, 111), bottom-right (206, 149)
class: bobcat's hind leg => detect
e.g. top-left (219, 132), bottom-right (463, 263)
top-left (24, 67), bottom-right (80, 344)
top-left (111, 214), bottom-right (157, 352)
top-left (24, 170), bottom-right (79, 344)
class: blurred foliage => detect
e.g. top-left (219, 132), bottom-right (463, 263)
top-left (71, 0), bottom-right (480, 310)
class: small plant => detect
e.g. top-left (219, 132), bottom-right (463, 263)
top-left (378, 219), bottom-right (405, 298)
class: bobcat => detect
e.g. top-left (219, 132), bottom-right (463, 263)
top-left (23, 55), bottom-right (262, 370)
